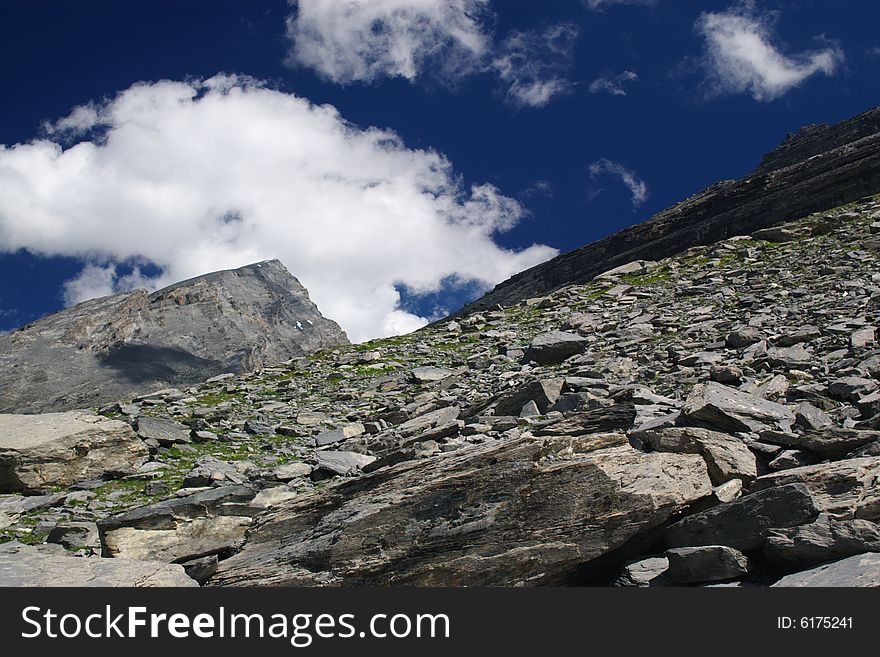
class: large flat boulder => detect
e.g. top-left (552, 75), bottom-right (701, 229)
top-left (0, 544), bottom-right (196, 587)
top-left (210, 435), bottom-right (712, 586)
top-left (633, 427), bottom-right (757, 485)
top-left (0, 412), bottom-right (148, 493)
top-left (99, 485), bottom-right (257, 563)
top-left (749, 457), bottom-right (880, 520)
top-left (681, 382), bottom-right (794, 434)
top-left (772, 553), bottom-right (880, 587)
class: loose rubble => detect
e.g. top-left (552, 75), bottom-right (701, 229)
top-left (2, 195), bottom-right (880, 587)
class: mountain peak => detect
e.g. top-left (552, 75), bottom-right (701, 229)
top-left (0, 260), bottom-right (348, 413)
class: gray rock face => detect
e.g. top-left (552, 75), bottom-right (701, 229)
top-left (772, 553), bottom-right (880, 587)
top-left (0, 543), bottom-right (197, 587)
top-left (210, 438), bottom-right (712, 586)
top-left (633, 427), bottom-right (757, 485)
top-left (764, 515), bottom-right (880, 569)
top-left (665, 483), bottom-right (819, 551)
top-left (665, 546), bottom-right (751, 584)
top-left (98, 485), bottom-right (257, 564)
top-left (523, 331), bottom-right (589, 365)
top-left (681, 382), bottom-right (794, 433)
top-left (494, 379), bottom-right (564, 416)
top-left (456, 108), bottom-right (880, 315)
top-left (0, 260), bottom-right (348, 413)
top-left (0, 412), bottom-right (148, 493)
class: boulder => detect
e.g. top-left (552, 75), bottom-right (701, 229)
top-left (764, 514), bottom-right (880, 569)
top-left (0, 412), bottom-right (148, 493)
top-left (313, 423), bottom-right (365, 447)
top-left (0, 543), bottom-right (197, 587)
top-left (680, 382), bottom-right (795, 433)
top-left (98, 485), bottom-right (257, 564)
top-left (532, 403), bottom-right (636, 436)
top-left (410, 367), bottom-right (456, 383)
top-left (613, 557), bottom-right (670, 587)
top-left (665, 546), bottom-right (751, 584)
top-left (211, 437), bottom-right (712, 586)
top-left (633, 427), bottom-right (757, 484)
top-left (522, 331), bottom-right (589, 365)
top-left (136, 416), bottom-right (191, 446)
top-left (749, 458), bottom-right (880, 520)
top-left (314, 451), bottom-right (377, 477)
top-left (665, 483), bottom-right (819, 551)
top-left (47, 521), bottom-right (100, 550)
top-left (772, 553), bottom-right (880, 587)
top-left (494, 379), bottom-right (564, 416)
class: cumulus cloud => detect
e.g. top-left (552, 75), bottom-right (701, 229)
top-left (589, 159), bottom-right (648, 207)
top-left (0, 76), bottom-right (556, 342)
top-left (285, 0), bottom-right (491, 84)
top-left (589, 70), bottom-right (638, 96)
top-left (696, 1), bottom-right (843, 102)
top-left (492, 24), bottom-right (579, 109)
top-left (286, 1), bottom-right (578, 109)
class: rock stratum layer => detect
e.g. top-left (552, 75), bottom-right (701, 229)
top-left (458, 108), bottom-right (880, 315)
top-left (0, 260), bottom-right (348, 413)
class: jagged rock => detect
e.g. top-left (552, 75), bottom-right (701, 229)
top-left (47, 521), bottom-right (100, 549)
top-left (0, 412), bottom-right (147, 493)
top-left (532, 403), bottom-right (636, 436)
top-left (726, 328), bottom-right (763, 349)
top-left (827, 376), bottom-right (878, 402)
top-left (772, 553), bottom-right (880, 587)
top-left (183, 456), bottom-right (248, 487)
top-left (794, 402), bottom-right (833, 431)
top-left (210, 438), bottom-right (712, 586)
top-left (182, 555), bottom-right (218, 585)
top-left (749, 458), bottom-right (880, 520)
top-left (522, 331), bottom-right (588, 365)
top-left (633, 427), bottom-right (757, 484)
top-left (680, 382), bottom-right (795, 433)
top-left (0, 543), bottom-right (197, 587)
top-left (98, 485), bottom-right (256, 563)
top-left (595, 260), bottom-right (657, 280)
top-left (314, 451), bottom-right (376, 477)
top-left (665, 483), bottom-right (819, 551)
top-left (398, 406), bottom-right (461, 437)
top-left (764, 514), bottom-right (880, 569)
top-left (244, 419), bottom-right (275, 436)
top-left (613, 557), bottom-right (670, 587)
top-left (759, 428), bottom-right (879, 459)
top-left (665, 546), bottom-right (751, 584)
top-left (137, 416), bottom-right (191, 446)
top-left (314, 423), bottom-right (365, 447)
top-left (0, 260), bottom-right (348, 413)
top-left (494, 379), bottom-right (564, 416)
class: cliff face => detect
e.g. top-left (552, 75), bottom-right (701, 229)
top-left (458, 108), bottom-right (880, 315)
top-left (0, 260), bottom-right (348, 413)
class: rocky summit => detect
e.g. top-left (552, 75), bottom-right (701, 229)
top-left (2, 188), bottom-right (880, 586)
top-left (0, 260), bottom-right (348, 413)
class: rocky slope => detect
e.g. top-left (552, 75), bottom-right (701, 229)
top-left (457, 108), bottom-right (880, 315)
top-left (0, 260), bottom-right (348, 413)
top-left (2, 195), bottom-right (880, 587)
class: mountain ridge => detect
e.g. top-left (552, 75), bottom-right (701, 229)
top-left (0, 259), bottom-right (348, 413)
top-left (455, 107), bottom-right (880, 316)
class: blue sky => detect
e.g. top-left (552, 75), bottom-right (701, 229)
top-left (0, 0), bottom-right (878, 341)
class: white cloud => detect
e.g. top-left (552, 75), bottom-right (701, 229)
top-left (0, 76), bottom-right (556, 342)
top-left (583, 0), bottom-right (656, 10)
top-left (286, 1), bottom-right (578, 110)
top-left (589, 70), bottom-right (638, 96)
top-left (285, 0), bottom-right (491, 84)
top-left (492, 24), bottom-right (579, 109)
top-left (696, 1), bottom-right (843, 102)
top-left (589, 159), bottom-right (648, 207)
